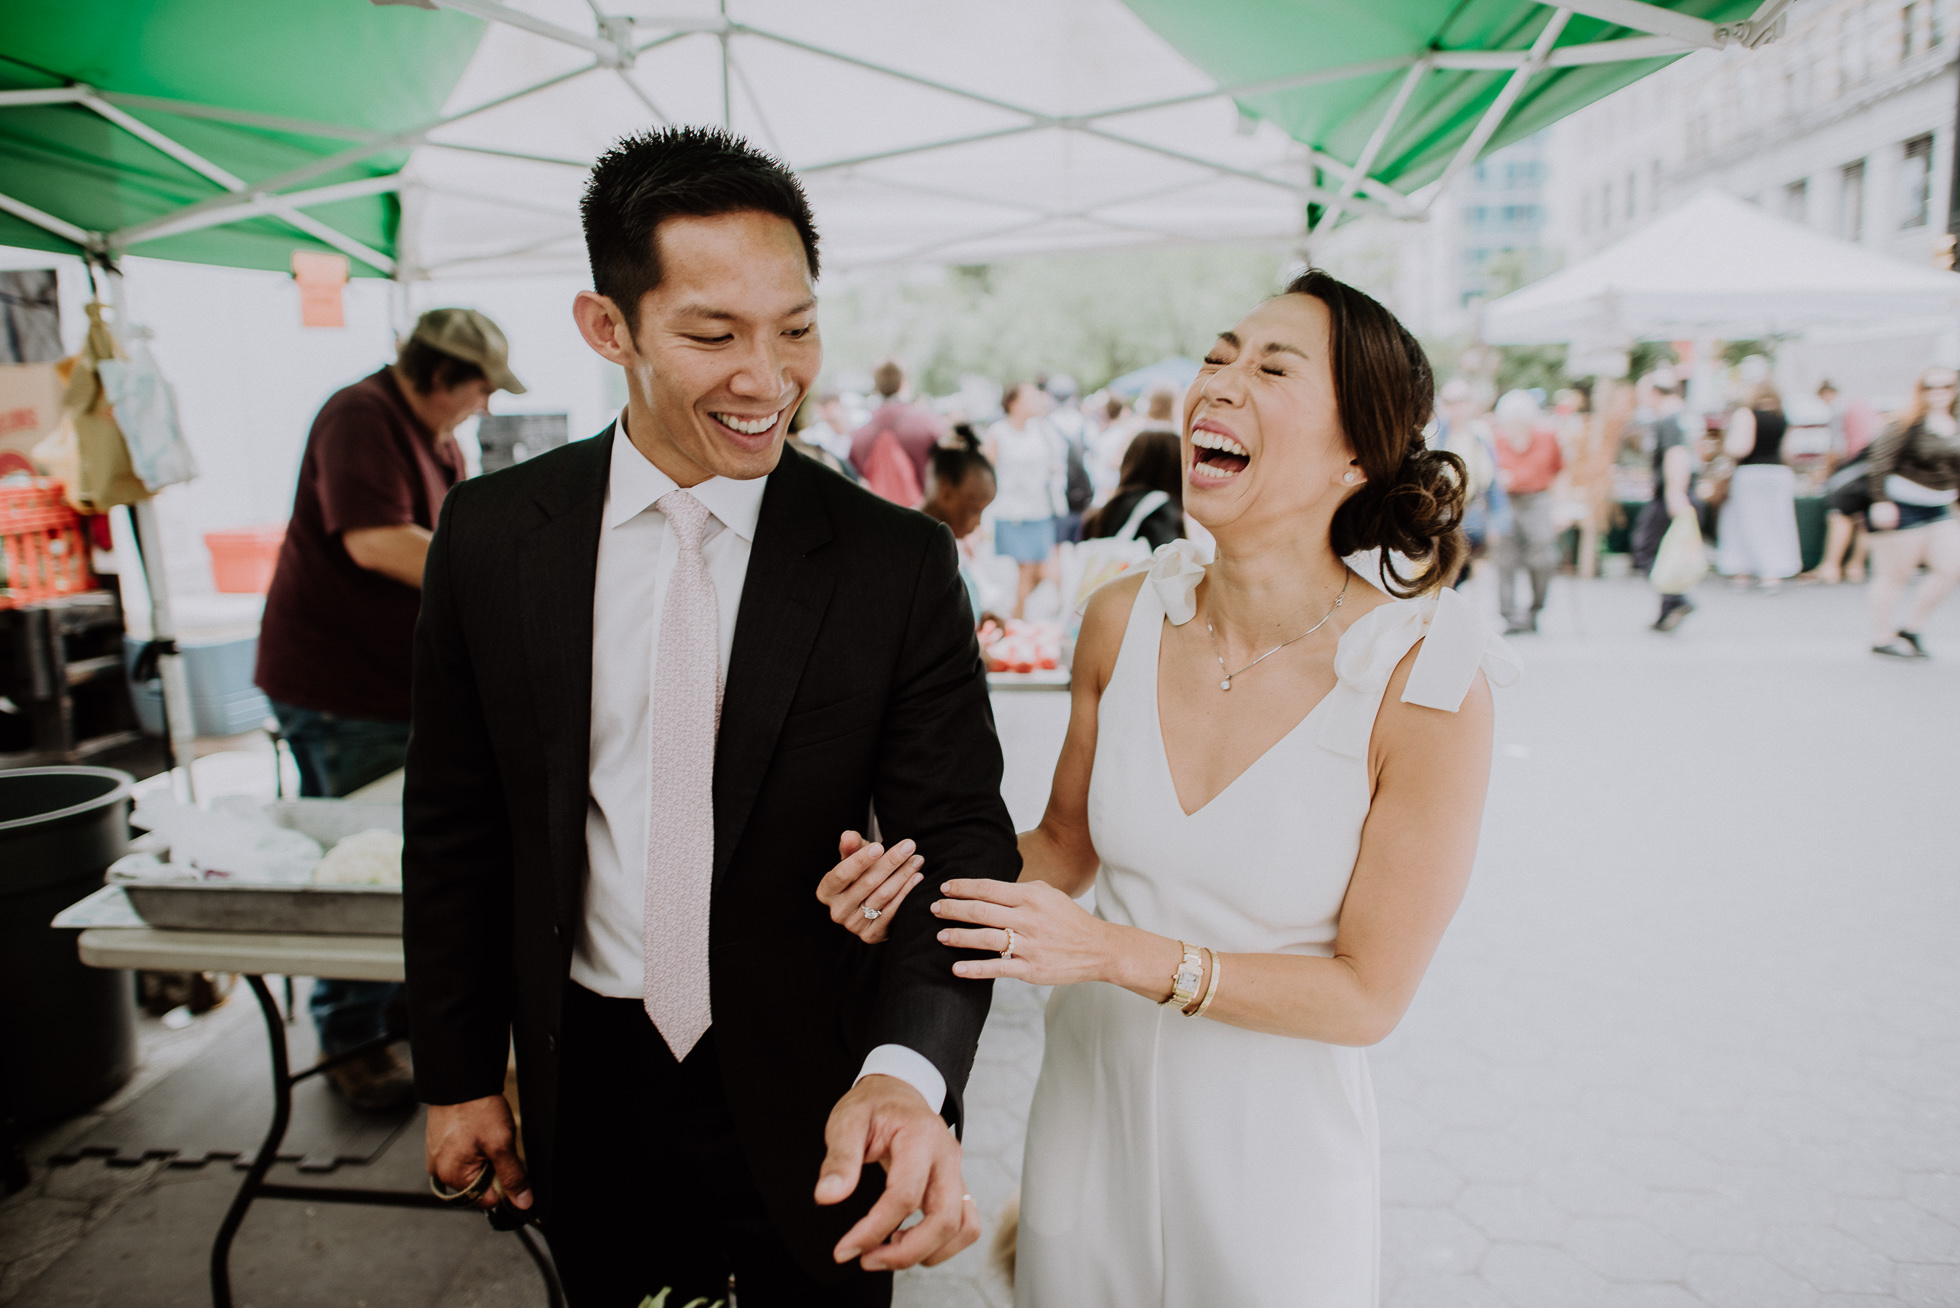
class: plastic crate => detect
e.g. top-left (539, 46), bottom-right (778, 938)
top-left (204, 524), bottom-right (286, 594)
top-left (1, 480), bottom-right (94, 609)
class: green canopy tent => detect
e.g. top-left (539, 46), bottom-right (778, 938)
top-left (1, 0), bottom-right (1791, 277)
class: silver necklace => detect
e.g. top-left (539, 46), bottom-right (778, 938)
top-left (1206, 573), bottom-right (1349, 691)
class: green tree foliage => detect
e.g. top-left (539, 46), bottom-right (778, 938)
top-left (818, 246), bottom-right (1290, 394)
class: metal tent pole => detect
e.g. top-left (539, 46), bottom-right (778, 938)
top-left (101, 267), bottom-right (199, 802)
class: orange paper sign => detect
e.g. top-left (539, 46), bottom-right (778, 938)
top-left (291, 251), bottom-right (350, 328)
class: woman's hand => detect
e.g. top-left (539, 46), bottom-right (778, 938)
top-left (817, 831), bottom-right (925, 944)
top-left (1870, 501), bottom-right (1900, 531)
top-left (931, 878), bottom-right (1119, 986)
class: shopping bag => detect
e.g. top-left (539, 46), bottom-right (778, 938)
top-left (97, 331), bottom-right (197, 492)
top-left (1650, 512), bottom-right (1707, 595)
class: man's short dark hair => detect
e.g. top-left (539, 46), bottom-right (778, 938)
top-left (396, 337), bottom-right (486, 395)
top-left (581, 126), bottom-right (820, 332)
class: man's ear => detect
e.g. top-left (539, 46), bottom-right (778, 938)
top-left (573, 291), bottom-right (634, 366)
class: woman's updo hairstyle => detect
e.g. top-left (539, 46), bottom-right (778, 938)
top-left (1285, 268), bottom-right (1467, 598)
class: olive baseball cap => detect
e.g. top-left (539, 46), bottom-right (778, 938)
top-left (408, 307), bottom-right (527, 394)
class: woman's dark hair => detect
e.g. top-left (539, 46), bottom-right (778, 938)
top-left (581, 126), bottom-right (820, 334)
top-left (1083, 428), bottom-right (1182, 537)
top-left (928, 422), bottom-right (994, 489)
top-left (396, 338), bottom-right (486, 396)
top-left (1285, 268), bottom-right (1465, 597)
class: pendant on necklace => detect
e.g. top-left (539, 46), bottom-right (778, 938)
top-left (1220, 678), bottom-right (1232, 691)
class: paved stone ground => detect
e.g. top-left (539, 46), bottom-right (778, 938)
top-left (7, 576), bottom-right (1958, 1306)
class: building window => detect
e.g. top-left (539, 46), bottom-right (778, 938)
top-left (1902, 134), bottom-right (1934, 227)
top-left (1904, 2), bottom-right (1917, 57)
top-left (1841, 159), bottom-right (1867, 240)
top-left (1785, 179), bottom-right (1809, 223)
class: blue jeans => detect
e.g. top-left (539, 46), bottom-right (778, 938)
top-left (269, 701), bottom-right (411, 1054)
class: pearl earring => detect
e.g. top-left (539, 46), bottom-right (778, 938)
top-left (1342, 472), bottom-right (1357, 484)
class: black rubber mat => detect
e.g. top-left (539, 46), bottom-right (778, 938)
top-left (48, 1006), bottom-right (415, 1173)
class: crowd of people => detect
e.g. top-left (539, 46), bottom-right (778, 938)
top-left (788, 360), bottom-right (1188, 622)
top-left (1419, 363), bottom-right (1960, 652)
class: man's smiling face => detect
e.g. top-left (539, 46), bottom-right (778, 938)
top-left (621, 209), bottom-right (820, 485)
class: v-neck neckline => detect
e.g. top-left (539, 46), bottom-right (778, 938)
top-left (1150, 608), bottom-right (1344, 820)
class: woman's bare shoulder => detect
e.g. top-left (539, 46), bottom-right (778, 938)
top-left (1074, 572), bottom-right (1148, 691)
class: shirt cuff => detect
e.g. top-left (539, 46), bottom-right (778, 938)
top-left (855, 1044), bottom-right (947, 1116)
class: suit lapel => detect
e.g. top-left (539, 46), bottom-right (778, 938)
top-left (714, 448), bottom-right (835, 885)
top-left (517, 425), bottom-right (611, 923)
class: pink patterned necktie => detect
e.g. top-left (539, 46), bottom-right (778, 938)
top-left (643, 489), bottom-right (721, 1060)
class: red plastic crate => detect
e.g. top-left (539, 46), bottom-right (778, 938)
top-left (0, 480), bottom-right (95, 608)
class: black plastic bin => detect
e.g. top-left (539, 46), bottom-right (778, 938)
top-left (0, 766), bottom-right (137, 1128)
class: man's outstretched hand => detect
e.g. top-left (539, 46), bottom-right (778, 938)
top-left (815, 1074), bottom-right (979, 1271)
top-left (426, 1094), bottom-right (532, 1211)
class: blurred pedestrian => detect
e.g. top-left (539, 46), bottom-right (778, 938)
top-left (1045, 376), bottom-right (1096, 543)
top-left (787, 393), bottom-right (857, 481)
top-left (256, 307), bottom-right (523, 1110)
top-left (1715, 381), bottom-right (1800, 593)
top-left (850, 357), bottom-right (943, 500)
top-left (797, 389), bottom-right (856, 467)
top-left (1866, 367), bottom-right (1960, 658)
top-left (1630, 377), bottom-right (1700, 630)
top-left (1083, 428), bottom-right (1184, 551)
top-left (1492, 389), bottom-right (1563, 634)
top-left (1087, 391), bottom-right (1131, 502)
top-left (920, 424), bottom-right (1000, 625)
top-left (986, 382), bottom-right (1065, 618)
top-left (1818, 380), bottom-right (1878, 584)
top-left (1433, 378), bottom-right (1503, 589)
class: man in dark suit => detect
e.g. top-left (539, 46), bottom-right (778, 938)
top-left (403, 126), bottom-right (1018, 1306)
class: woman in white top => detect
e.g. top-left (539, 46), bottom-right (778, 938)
top-left (986, 383), bottom-right (1065, 618)
top-left (819, 270), bottom-right (1517, 1304)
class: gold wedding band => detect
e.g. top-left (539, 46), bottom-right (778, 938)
top-left (429, 1162), bottom-right (493, 1205)
top-left (1000, 927), bottom-right (1016, 960)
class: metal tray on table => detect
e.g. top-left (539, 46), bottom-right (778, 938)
top-left (112, 799), bottom-right (404, 937)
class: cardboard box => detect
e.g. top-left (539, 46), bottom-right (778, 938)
top-left (0, 362), bottom-right (64, 465)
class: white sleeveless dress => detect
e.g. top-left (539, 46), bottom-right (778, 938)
top-left (1016, 541), bottom-right (1520, 1307)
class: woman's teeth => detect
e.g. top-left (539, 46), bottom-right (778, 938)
top-left (714, 412), bottom-right (779, 436)
top-left (1191, 428), bottom-right (1250, 480)
top-left (1192, 429), bottom-right (1249, 459)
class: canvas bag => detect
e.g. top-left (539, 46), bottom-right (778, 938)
top-left (1650, 513), bottom-right (1708, 595)
top-left (58, 302), bottom-right (151, 511)
top-left (1066, 490), bottom-right (1170, 613)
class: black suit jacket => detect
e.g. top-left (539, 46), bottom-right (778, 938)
top-left (402, 430), bottom-right (1019, 1275)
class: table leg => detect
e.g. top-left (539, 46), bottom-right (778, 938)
top-left (210, 974), bottom-right (289, 1308)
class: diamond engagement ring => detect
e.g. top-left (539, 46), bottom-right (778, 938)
top-left (1001, 927), bottom-right (1016, 960)
top-left (861, 905), bottom-right (882, 921)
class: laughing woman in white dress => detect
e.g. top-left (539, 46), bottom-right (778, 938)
top-left (819, 270), bottom-right (1518, 1305)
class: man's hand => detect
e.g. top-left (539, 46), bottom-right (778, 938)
top-left (815, 1074), bottom-right (979, 1271)
top-left (426, 1094), bottom-right (531, 1211)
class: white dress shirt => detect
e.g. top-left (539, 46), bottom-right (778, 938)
top-left (576, 414), bottom-right (945, 1113)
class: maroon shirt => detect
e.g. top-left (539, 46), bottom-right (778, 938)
top-left (849, 400), bottom-right (944, 485)
top-left (256, 369), bottom-right (462, 721)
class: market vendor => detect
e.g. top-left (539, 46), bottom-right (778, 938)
top-left (255, 307), bottom-right (525, 1110)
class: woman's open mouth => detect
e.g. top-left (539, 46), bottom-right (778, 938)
top-left (1190, 426), bottom-right (1251, 482)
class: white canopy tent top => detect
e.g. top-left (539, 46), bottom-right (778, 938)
top-left (1481, 189), bottom-right (1960, 345)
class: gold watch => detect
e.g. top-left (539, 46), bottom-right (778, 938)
top-left (1163, 941), bottom-right (1204, 1009)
